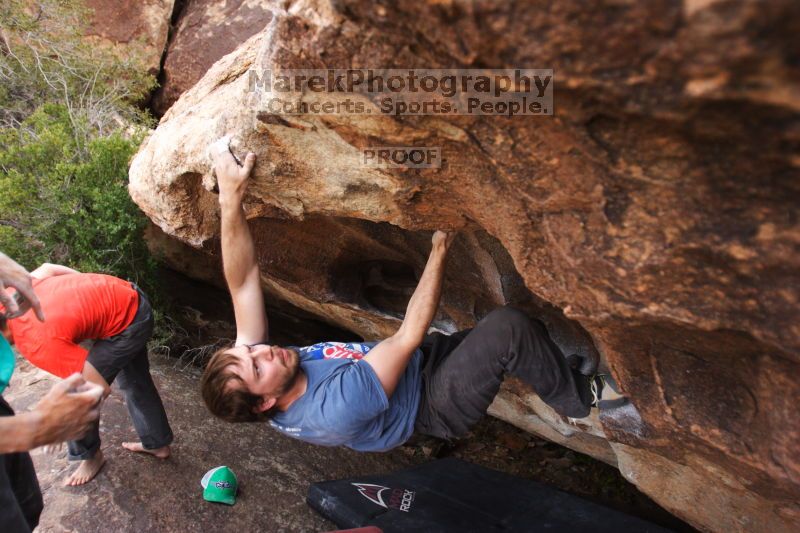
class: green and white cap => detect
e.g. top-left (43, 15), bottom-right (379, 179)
top-left (200, 466), bottom-right (238, 505)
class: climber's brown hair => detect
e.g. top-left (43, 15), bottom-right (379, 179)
top-left (200, 345), bottom-right (279, 423)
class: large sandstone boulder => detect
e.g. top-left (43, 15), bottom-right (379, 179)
top-left (129, 1), bottom-right (800, 531)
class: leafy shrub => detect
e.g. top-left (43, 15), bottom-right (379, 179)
top-left (0, 104), bottom-right (153, 285)
top-left (0, 1), bottom-right (162, 298)
top-left (0, 0), bottom-right (155, 131)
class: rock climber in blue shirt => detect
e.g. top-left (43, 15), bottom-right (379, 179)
top-left (201, 140), bottom-right (601, 451)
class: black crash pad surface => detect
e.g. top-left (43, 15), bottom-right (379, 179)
top-left (308, 457), bottom-right (673, 533)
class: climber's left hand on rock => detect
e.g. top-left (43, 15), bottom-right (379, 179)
top-left (212, 135), bottom-right (256, 198)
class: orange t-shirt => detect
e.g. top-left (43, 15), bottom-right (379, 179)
top-left (8, 273), bottom-right (139, 378)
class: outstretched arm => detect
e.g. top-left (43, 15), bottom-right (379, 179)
top-left (30, 263), bottom-right (80, 280)
top-left (213, 141), bottom-right (268, 345)
top-left (364, 231), bottom-right (454, 398)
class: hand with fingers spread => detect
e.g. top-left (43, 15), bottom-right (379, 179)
top-left (0, 252), bottom-right (45, 321)
top-left (211, 135), bottom-right (257, 201)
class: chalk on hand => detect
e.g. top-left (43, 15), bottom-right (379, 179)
top-left (209, 135), bottom-right (233, 157)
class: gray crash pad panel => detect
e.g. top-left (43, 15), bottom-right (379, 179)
top-left (308, 457), bottom-right (672, 533)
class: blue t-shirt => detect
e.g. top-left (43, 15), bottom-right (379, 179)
top-left (269, 341), bottom-right (423, 452)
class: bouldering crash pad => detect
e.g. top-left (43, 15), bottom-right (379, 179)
top-left (307, 458), bottom-right (672, 533)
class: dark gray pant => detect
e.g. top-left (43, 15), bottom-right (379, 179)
top-left (0, 396), bottom-right (42, 533)
top-left (67, 286), bottom-right (173, 461)
top-left (414, 307), bottom-right (591, 441)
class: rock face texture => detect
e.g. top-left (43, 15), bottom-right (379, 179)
top-left (84, 0), bottom-right (175, 74)
top-left (128, 1), bottom-right (800, 531)
top-left (151, 0), bottom-right (274, 115)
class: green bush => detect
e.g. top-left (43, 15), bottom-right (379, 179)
top-left (0, 1), bottom-right (162, 300)
top-left (0, 104), bottom-right (153, 285)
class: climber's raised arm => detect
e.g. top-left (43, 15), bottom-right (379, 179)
top-left (213, 142), bottom-right (268, 346)
top-left (363, 230), bottom-right (454, 397)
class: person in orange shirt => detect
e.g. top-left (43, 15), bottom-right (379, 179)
top-left (0, 263), bottom-right (173, 486)
top-left (1, 252), bottom-right (104, 532)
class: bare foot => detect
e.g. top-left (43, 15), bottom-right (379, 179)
top-left (122, 441), bottom-right (171, 459)
top-left (64, 450), bottom-right (106, 486)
